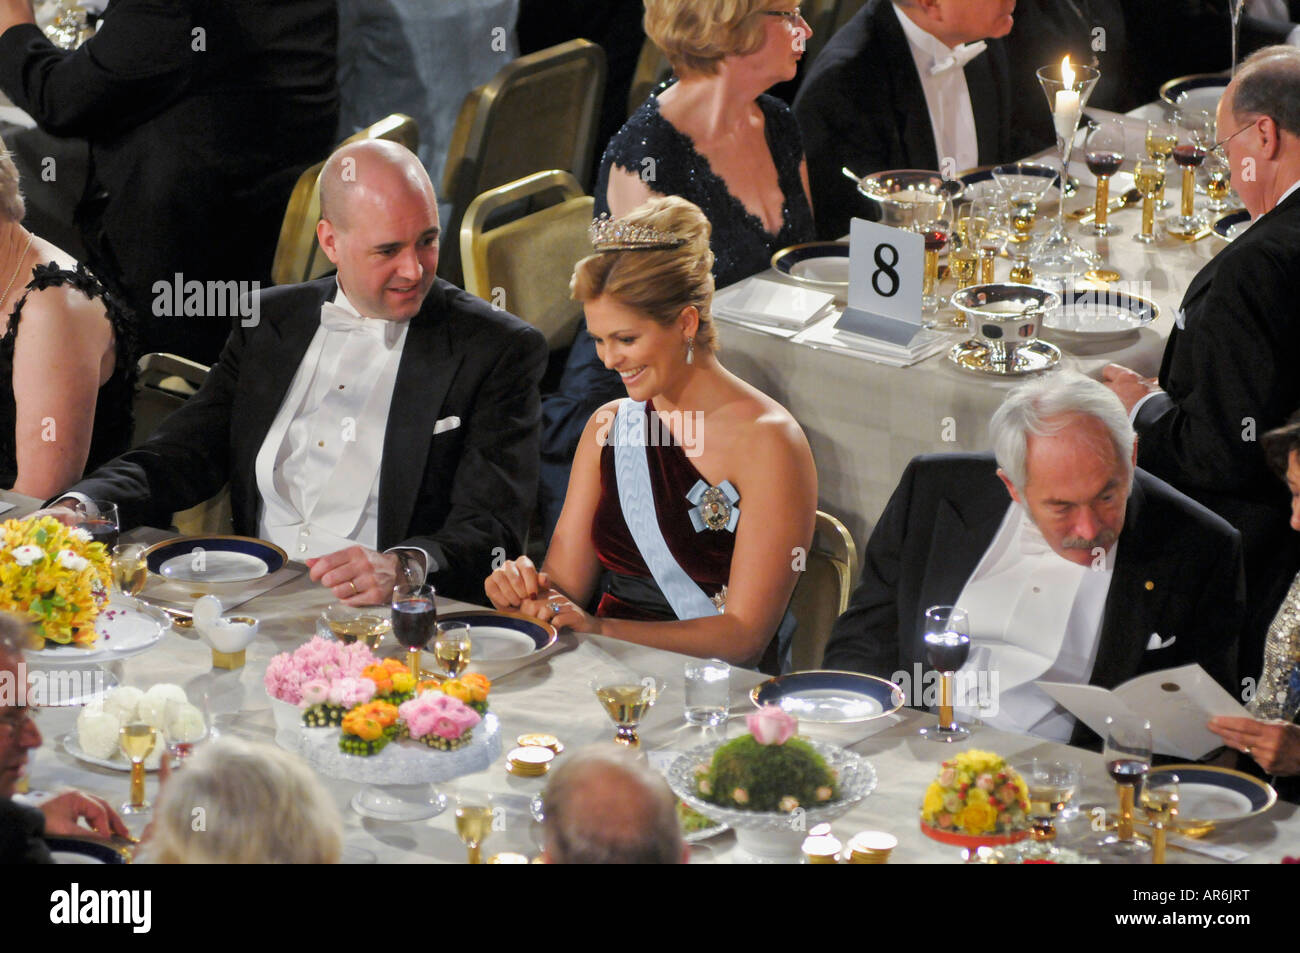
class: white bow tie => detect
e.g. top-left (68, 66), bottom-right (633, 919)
top-left (929, 41), bottom-right (987, 75)
top-left (320, 301), bottom-right (402, 349)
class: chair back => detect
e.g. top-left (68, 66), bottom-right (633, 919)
top-left (461, 170), bottom-right (593, 350)
top-left (439, 39), bottom-right (606, 284)
top-left (788, 510), bottom-right (859, 671)
top-left (270, 113), bottom-right (420, 287)
top-left (627, 35), bottom-right (672, 115)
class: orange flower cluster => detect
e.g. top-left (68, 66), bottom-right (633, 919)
top-left (360, 658), bottom-right (410, 695)
top-left (341, 700), bottom-right (399, 742)
top-left (441, 672), bottom-right (491, 704)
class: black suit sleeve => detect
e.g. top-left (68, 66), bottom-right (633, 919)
top-left (0, 1), bottom-right (195, 140)
top-left (1135, 242), bottom-right (1297, 499)
top-left (63, 317), bottom-right (245, 529)
top-left (822, 457), bottom-right (919, 677)
top-left (400, 322), bottom-right (546, 599)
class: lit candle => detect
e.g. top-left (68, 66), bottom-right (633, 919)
top-left (1053, 55), bottom-right (1081, 142)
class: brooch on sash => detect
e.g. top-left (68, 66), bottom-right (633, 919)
top-left (686, 479), bottom-right (740, 533)
top-left (711, 585), bottom-right (728, 613)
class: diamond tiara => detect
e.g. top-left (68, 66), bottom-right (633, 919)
top-left (589, 213), bottom-right (687, 252)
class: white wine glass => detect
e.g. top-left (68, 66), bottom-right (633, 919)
top-left (163, 694), bottom-right (209, 766)
top-left (118, 722), bottom-right (157, 815)
top-left (434, 620), bottom-right (472, 678)
top-left (109, 543), bottom-right (148, 603)
top-left (1140, 774), bottom-right (1180, 865)
top-left (1014, 759), bottom-right (1080, 860)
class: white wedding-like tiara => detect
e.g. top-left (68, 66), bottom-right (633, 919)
top-left (589, 213), bottom-right (686, 252)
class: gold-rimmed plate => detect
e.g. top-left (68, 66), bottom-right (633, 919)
top-left (435, 609), bottom-right (557, 663)
top-left (771, 241), bottom-right (849, 292)
top-left (143, 535), bottom-right (287, 584)
top-left (750, 670), bottom-right (905, 724)
top-left (1145, 764), bottom-right (1277, 836)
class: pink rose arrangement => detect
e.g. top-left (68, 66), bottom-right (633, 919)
top-left (398, 692), bottom-right (481, 750)
top-left (746, 704), bottom-right (798, 745)
top-left (264, 636), bottom-right (376, 705)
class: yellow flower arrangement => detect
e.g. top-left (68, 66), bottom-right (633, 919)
top-left (920, 749), bottom-right (1030, 837)
top-left (0, 517), bottom-right (110, 647)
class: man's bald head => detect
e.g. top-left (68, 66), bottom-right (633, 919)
top-left (542, 746), bottom-right (686, 864)
top-left (318, 139), bottom-right (434, 231)
top-left (1227, 45), bottom-right (1300, 136)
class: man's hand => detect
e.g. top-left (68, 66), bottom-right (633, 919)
top-left (306, 546), bottom-right (400, 605)
top-left (26, 501), bottom-right (84, 526)
top-left (0, 0), bottom-right (36, 37)
top-left (39, 789), bottom-right (131, 839)
top-left (1101, 363), bottom-right (1161, 414)
top-left (1208, 716), bottom-right (1300, 775)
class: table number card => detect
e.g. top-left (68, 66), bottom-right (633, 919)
top-left (835, 217), bottom-right (926, 347)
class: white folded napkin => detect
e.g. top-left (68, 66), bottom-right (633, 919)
top-left (712, 278), bottom-right (836, 330)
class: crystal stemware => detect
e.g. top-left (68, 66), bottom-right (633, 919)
top-left (1204, 148), bottom-right (1234, 212)
top-left (918, 606), bottom-right (970, 742)
top-left (1165, 123), bottom-right (1210, 236)
top-left (391, 583), bottom-right (437, 679)
top-left (912, 194), bottom-right (953, 324)
top-left (118, 722), bottom-right (157, 815)
top-left (950, 201), bottom-right (981, 295)
top-left (972, 194), bottom-right (1004, 283)
top-left (1014, 759), bottom-right (1080, 860)
top-left (1145, 119), bottom-right (1177, 210)
top-left (1033, 57), bottom-right (1102, 279)
top-left (992, 163), bottom-right (1056, 246)
top-left (1096, 714), bottom-right (1152, 856)
top-left (1132, 160), bottom-right (1166, 244)
top-left (109, 542), bottom-right (148, 601)
top-left (434, 620), bottom-right (472, 678)
top-left (74, 500), bottom-right (120, 551)
top-left (1083, 119), bottom-right (1125, 236)
top-left (455, 801), bottom-right (495, 864)
top-left (163, 695), bottom-right (209, 767)
top-left (590, 675), bottom-right (661, 747)
top-left (1140, 774), bottom-right (1180, 865)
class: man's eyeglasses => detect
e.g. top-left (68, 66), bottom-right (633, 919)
top-left (1212, 119), bottom-right (1258, 153)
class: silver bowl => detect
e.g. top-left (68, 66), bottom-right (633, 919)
top-left (951, 283), bottom-right (1060, 366)
top-left (667, 738), bottom-right (877, 863)
top-left (856, 169), bottom-right (964, 228)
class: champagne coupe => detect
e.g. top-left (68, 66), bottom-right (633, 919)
top-left (109, 542), bottom-right (148, 601)
top-left (1015, 759), bottom-right (1080, 860)
top-left (163, 695), bottom-right (209, 767)
top-left (391, 582), bottom-right (437, 679)
top-left (1132, 160), bottom-right (1166, 244)
top-left (1140, 775), bottom-right (1180, 865)
top-left (455, 802), bottom-right (495, 864)
top-left (973, 194), bottom-right (1004, 283)
top-left (1145, 119), bottom-right (1177, 210)
top-left (919, 606), bottom-right (971, 742)
top-left (1166, 125), bottom-right (1210, 236)
top-left (1034, 57), bottom-right (1102, 279)
top-left (75, 500), bottom-right (120, 551)
top-left (992, 163), bottom-right (1056, 248)
top-left (319, 602), bottom-right (390, 649)
top-left (590, 675), bottom-right (661, 747)
top-left (119, 722), bottom-right (157, 815)
top-left (913, 194), bottom-right (952, 323)
top-left (1204, 148), bottom-right (1233, 212)
top-left (1083, 119), bottom-right (1126, 236)
top-left (1097, 714), bottom-right (1152, 856)
top-left (434, 620), bottom-right (472, 678)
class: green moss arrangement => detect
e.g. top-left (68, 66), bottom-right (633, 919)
top-left (695, 735), bottom-right (838, 812)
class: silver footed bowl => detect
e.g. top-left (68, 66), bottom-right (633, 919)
top-left (667, 738), bottom-right (877, 863)
top-left (856, 169), bottom-right (964, 228)
top-left (951, 283), bottom-right (1060, 364)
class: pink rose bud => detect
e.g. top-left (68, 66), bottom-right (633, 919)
top-left (301, 679), bottom-right (330, 706)
top-left (746, 704), bottom-right (797, 745)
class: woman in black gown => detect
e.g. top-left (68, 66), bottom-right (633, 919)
top-left (0, 139), bottom-right (134, 499)
top-left (538, 0), bottom-right (817, 539)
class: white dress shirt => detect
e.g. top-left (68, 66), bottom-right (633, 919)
top-left (892, 3), bottom-right (983, 175)
top-left (254, 287), bottom-right (409, 559)
top-left (953, 503), bottom-right (1116, 742)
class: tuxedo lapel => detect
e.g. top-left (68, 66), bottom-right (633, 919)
top-left (966, 53), bottom-right (999, 165)
top-left (1092, 477), bottom-right (1156, 688)
top-left (377, 284), bottom-right (463, 548)
top-left (876, 1), bottom-right (940, 170)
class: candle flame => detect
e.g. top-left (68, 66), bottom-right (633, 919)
top-left (1061, 55), bottom-right (1075, 88)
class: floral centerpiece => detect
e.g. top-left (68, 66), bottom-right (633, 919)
top-left (438, 672), bottom-right (492, 714)
top-left (264, 636), bottom-right (377, 706)
top-left (361, 659), bottom-right (417, 704)
top-left (339, 700), bottom-right (401, 756)
top-left (300, 676), bottom-right (375, 727)
top-left (920, 749), bottom-right (1031, 846)
top-left (692, 705), bottom-right (838, 812)
top-left (397, 692), bottom-right (481, 750)
top-left (0, 516), bottom-right (110, 647)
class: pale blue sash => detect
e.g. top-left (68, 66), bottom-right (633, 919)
top-left (612, 399), bottom-right (721, 621)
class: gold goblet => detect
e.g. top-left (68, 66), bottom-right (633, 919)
top-left (118, 722), bottom-right (157, 815)
top-left (1132, 160), bottom-right (1165, 244)
top-left (1140, 776), bottom-right (1180, 865)
top-left (455, 803), bottom-right (495, 864)
top-left (591, 675), bottom-right (661, 748)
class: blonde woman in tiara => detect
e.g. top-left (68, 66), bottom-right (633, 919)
top-left (0, 139), bottom-right (134, 498)
top-left (486, 197), bottom-right (816, 670)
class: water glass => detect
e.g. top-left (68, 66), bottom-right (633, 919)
top-left (684, 658), bottom-right (730, 726)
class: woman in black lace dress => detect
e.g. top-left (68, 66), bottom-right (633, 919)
top-left (540, 0), bottom-right (817, 539)
top-left (0, 140), bottom-right (134, 499)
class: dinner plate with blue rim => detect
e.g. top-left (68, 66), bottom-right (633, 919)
top-left (1145, 764), bottom-right (1276, 833)
top-left (771, 241), bottom-right (849, 292)
top-left (1158, 73), bottom-right (1229, 115)
top-left (144, 535), bottom-right (287, 584)
top-left (750, 670), bottom-right (906, 724)
top-left (1041, 288), bottom-right (1159, 340)
top-left (435, 610), bottom-right (557, 663)
top-left (1212, 208), bottom-right (1251, 242)
top-left (957, 165), bottom-right (1061, 203)
top-left (45, 837), bottom-right (131, 864)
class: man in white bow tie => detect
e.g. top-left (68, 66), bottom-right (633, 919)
top-left (823, 372), bottom-right (1244, 747)
top-left (794, 0), bottom-right (1017, 238)
top-left (46, 140), bottom-right (547, 604)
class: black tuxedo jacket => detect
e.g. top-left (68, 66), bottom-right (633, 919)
top-left (792, 0), bottom-right (1013, 240)
top-left (0, 0), bottom-right (339, 363)
top-left (823, 454), bottom-right (1244, 745)
top-left (68, 277), bottom-right (547, 603)
top-left (0, 797), bottom-right (50, 864)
